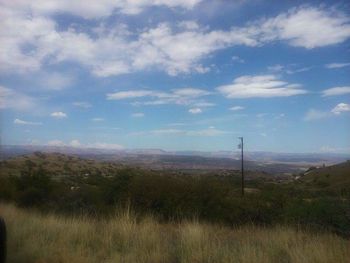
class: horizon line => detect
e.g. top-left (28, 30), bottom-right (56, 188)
top-left (1, 144), bottom-right (350, 156)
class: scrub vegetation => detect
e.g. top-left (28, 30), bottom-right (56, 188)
top-left (0, 153), bottom-right (349, 262)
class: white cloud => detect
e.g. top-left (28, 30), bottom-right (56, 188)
top-left (0, 3), bottom-right (208, 76)
top-left (47, 140), bottom-right (65, 146)
top-left (304, 109), bottom-right (331, 121)
top-left (254, 6), bottom-right (350, 49)
top-left (78, 140), bottom-right (124, 150)
top-left (331, 103), bottom-right (350, 115)
top-left (0, 86), bottom-right (36, 111)
top-left (131, 112), bottom-right (144, 118)
top-left (2, 5), bottom-right (349, 77)
top-left (1, 0), bottom-right (202, 18)
top-left (40, 72), bottom-right (74, 90)
top-left (47, 139), bottom-right (123, 149)
top-left (232, 55), bottom-right (244, 63)
top-left (91, 118), bottom-right (104, 122)
top-left (107, 90), bottom-right (155, 100)
top-left (73, 101), bottom-right (92, 108)
top-left (267, 64), bottom-right (284, 72)
top-left (192, 102), bottom-right (215, 107)
top-left (131, 127), bottom-right (227, 137)
top-left (172, 88), bottom-right (210, 97)
top-left (27, 139), bottom-right (40, 145)
top-left (108, 88), bottom-right (212, 108)
top-left (285, 67), bottom-right (312, 74)
top-left (275, 113), bottom-right (285, 119)
top-left (188, 108), bottom-right (202, 114)
top-left (130, 6), bottom-right (350, 74)
top-left (69, 139), bottom-right (81, 147)
top-left (217, 75), bottom-right (307, 99)
top-left (178, 20), bottom-right (200, 30)
top-left (0, 7), bottom-right (56, 73)
top-left (267, 64), bottom-right (312, 74)
top-left (151, 129), bottom-right (183, 135)
top-left (320, 146), bottom-right (350, 153)
top-left (14, 118), bottom-right (42, 125)
top-left (322, 86), bottom-right (350, 97)
top-left (229, 106), bottom-right (245, 111)
top-left (167, 122), bottom-right (186, 127)
top-left (132, 23), bottom-right (257, 76)
top-left (87, 142), bottom-right (124, 150)
top-left (50, 111), bottom-right (67, 118)
top-left (304, 103), bottom-right (350, 121)
top-left (325, 62), bottom-right (350, 69)
top-left (186, 127), bottom-right (227, 136)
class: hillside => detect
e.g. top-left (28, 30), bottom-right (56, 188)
top-left (0, 152), bottom-right (349, 241)
top-left (0, 148), bottom-right (307, 177)
top-left (2, 203), bottom-right (349, 263)
top-left (299, 161), bottom-right (350, 190)
top-left (0, 151), bottom-right (124, 177)
top-left (0, 152), bottom-right (289, 182)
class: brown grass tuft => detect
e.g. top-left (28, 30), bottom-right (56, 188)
top-left (1, 203), bottom-right (349, 263)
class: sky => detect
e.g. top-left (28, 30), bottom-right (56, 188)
top-left (0, 0), bottom-right (350, 153)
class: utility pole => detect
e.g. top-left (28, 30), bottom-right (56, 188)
top-left (238, 137), bottom-right (244, 196)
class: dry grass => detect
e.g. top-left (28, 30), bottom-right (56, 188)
top-left (1, 203), bottom-right (349, 263)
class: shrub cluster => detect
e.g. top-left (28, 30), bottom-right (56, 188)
top-left (0, 168), bottom-right (349, 237)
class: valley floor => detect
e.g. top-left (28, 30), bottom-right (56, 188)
top-left (1, 203), bottom-right (349, 263)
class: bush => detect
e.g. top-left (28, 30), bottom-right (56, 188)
top-left (0, 176), bottom-right (16, 200)
top-left (14, 170), bottom-right (53, 207)
top-left (284, 198), bottom-right (350, 236)
top-left (1, 166), bottom-right (348, 237)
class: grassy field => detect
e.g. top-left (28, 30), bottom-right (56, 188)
top-left (1, 203), bottom-right (349, 263)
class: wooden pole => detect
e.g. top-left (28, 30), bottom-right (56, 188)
top-left (240, 137), bottom-right (244, 196)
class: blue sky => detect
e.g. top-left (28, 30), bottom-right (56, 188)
top-left (1, 0), bottom-right (350, 153)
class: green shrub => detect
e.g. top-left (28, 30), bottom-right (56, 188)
top-left (284, 198), bottom-right (350, 236)
top-left (14, 170), bottom-right (53, 207)
top-left (1, 166), bottom-right (348, 237)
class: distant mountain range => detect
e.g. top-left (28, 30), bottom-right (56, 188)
top-left (1, 145), bottom-right (349, 164)
top-left (1, 145), bottom-right (349, 176)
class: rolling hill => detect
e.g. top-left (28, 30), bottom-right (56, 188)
top-left (0, 151), bottom-right (125, 177)
top-left (0, 145), bottom-right (318, 175)
top-left (0, 151), bottom-right (300, 182)
top-left (299, 160), bottom-right (350, 190)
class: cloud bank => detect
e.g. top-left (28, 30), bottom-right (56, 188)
top-left (1, 5), bottom-right (350, 77)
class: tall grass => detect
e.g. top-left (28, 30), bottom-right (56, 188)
top-left (1, 203), bottom-right (349, 263)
